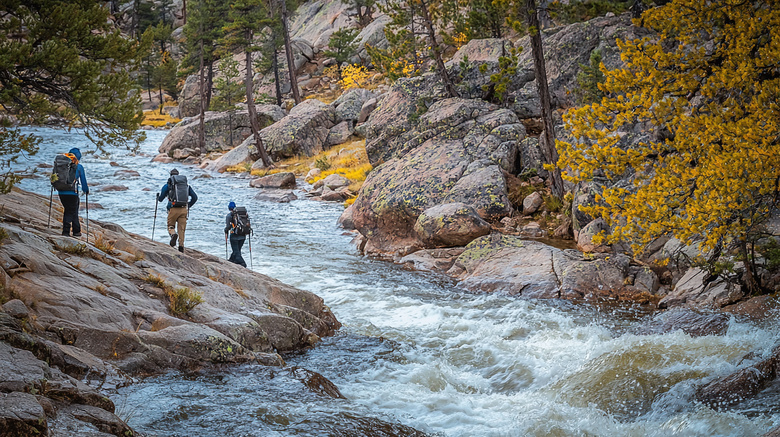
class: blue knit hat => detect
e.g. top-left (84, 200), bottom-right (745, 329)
top-left (69, 148), bottom-right (81, 160)
top-left (228, 201), bottom-right (236, 210)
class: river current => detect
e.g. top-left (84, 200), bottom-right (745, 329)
top-left (11, 127), bottom-right (780, 436)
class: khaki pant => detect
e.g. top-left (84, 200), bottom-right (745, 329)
top-left (167, 206), bottom-right (188, 246)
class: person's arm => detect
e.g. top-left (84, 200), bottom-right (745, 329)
top-left (188, 187), bottom-right (198, 208)
top-left (225, 213), bottom-right (232, 234)
top-left (78, 165), bottom-right (89, 194)
top-left (158, 184), bottom-right (169, 202)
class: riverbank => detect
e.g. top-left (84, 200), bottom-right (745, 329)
top-left (0, 187), bottom-right (340, 435)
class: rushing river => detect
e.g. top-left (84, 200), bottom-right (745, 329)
top-left (11, 127), bottom-right (780, 436)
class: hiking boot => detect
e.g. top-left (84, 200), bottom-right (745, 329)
top-left (169, 233), bottom-right (178, 247)
top-left (72, 233), bottom-right (82, 237)
top-left (178, 246), bottom-right (184, 253)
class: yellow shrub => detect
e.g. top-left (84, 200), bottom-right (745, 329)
top-left (141, 110), bottom-right (181, 127)
top-left (339, 64), bottom-right (371, 90)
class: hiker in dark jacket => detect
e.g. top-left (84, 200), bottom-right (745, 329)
top-left (56, 147), bottom-right (89, 237)
top-left (157, 169), bottom-right (198, 253)
top-left (224, 201), bottom-right (247, 267)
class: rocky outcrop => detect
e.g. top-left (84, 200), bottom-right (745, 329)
top-left (250, 172), bottom-right (297, 189)
top-left (262, 99), bottom-right (338, 159)
top-left (332, 88), bottom-right (377, 125)
top-left (159, 107), bottom-right (285, 157)
top-left (353, 97), bottom-right (521, 256)
top-left (414, 203), bottom-right (491, 248)
top-left (695, 345), bottom-right (780, 409)
top-left (447, 14), bottom-right (650, 118)
top-left (0, 188), bottom-right (339, 374)
top-left (445, 234), bottom-right (653, 301)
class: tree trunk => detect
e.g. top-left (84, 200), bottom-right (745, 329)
top-left (245, 48), bottom-right (274, 168)
top-left (206, 60), bottom-right (214, 111)
top-left (182, 0), bottom-right (187, 24)
top-left (272, 45), bottom-right (283, 106)
top-left (198, 39), bottom-right (206, 156)
top-left (281, 1), bottom-right (301, 104)
top-left (526, 0), bottom-right (564, 200)
top-left (418, 0), bottom-right (458, 98)
top-left (158, 85), bottom-right (165, 115)
top-left (740, 238), bottom-right (761, 295)
top-left (132, 0), bottom-right (140, 39)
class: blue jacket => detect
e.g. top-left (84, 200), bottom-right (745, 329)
top-left (157, 183), bottom-right (198, 210)
top-left (57, 163), bottom-right (89, 196)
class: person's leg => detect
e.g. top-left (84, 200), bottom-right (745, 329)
top-left (176, 208), bottom-right (188, 249)
top-left (58, 194), bottom-right (78, 236)
top-left (235, 236), bottom-right (246, 267)
top-left (228, 235), bottom-right (241, 264)
top-left (71, 196), bottom-right (81, 235)
top-left (167, 209), bottom-right (178, 246)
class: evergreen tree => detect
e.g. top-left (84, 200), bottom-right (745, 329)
top-left (183, 0), bottom-right (228, 154)
top-left (324, 28), bottom-right (360, 73)
top-left (368, 0), bottom-right (458, 97)
top-left (558, 0), bottom-right (780, 293)
top-left (211, 56), bottom-right (244, 148)
top-left (0, 0), bottom-right (145, 192)
top-left (222, 0), bottom-right (274, 167)
top-left (279, 0), bottom-right (302, 104)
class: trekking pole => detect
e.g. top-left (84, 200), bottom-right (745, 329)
top-left (47, 187), bottom-right (53, 230)
top-left (225, 233), bottom-right (228, 259)
top-left (248, 232), bottom-right (253, 270)
top-left (85, 192), bottom-right (89, 245)
top-left (152, 196), bottom-right (158, 240)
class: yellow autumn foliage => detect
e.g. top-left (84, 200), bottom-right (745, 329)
top-left (339, 64), bottom-right (371, 90)
top-left (558, 1), bottom-right (780, 260)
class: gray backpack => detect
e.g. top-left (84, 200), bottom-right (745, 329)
top-left (51, 153), bottom-right (77, 191)
top-left (167, 175), bottom-right (189, 207)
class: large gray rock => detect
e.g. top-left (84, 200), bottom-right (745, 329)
top-left (353, 97), bottom-right (522, 255)
top-left (326, 121), bottom-right (353, 147)
top-left (178, 74), bottom-right (201, 118)
top-left (659, 268), bottom-right (745, 309)
top-left (159, 107), bottom-right (285, 156)
top-left (414, 203), bottom-right (491, 248)
top-left (446, 235), bottom-right (649, 301)
top-left (250, 172), bottom-right (296, 189)
top-left (262, 99), bottom-right (338, 159)
top-left (332, 88), bottom-right (377, 124)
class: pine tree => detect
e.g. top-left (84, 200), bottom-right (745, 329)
top-left (339, 0), bottom-right (376, 27)
top-left (558, 0), bottom-right (780, 293)
top-left (223, 0), bottom-right (274, 167)
top-left (0, 0), bottom-right (145, 192)
top-left (211, 56), bottom-right (244, 148)
top-left (182, 0), bottom-right (228, 154)
top-left (324, 28), bottom-right (360, 74)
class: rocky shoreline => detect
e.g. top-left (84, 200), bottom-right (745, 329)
top-left (0, 188), bottom-right (340, 435)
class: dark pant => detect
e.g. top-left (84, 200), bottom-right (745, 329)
top-left (58, 194), bottom-right (80, 236)
top-left (229, 234), bottom-right (247, 267)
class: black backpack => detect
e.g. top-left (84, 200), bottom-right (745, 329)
top-left (231, 206), bottom-right (252, 236)
top-left (51, 153), bottom-right (77, 191)
top-left (167, 175), bottom-right (189, 207)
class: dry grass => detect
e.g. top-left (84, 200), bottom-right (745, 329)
top-left (93, 232), bottom-right (116, 255)
top-left (166, 286), bottom-right (203, 316)
top-left (143, 273), bottom-right (167, 288)
top-left (141, 110), bottom-right (181, 128)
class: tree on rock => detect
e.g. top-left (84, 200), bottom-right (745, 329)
top-left (222, 0), bottom-right (274, 168)
top-left (0, 0), bottom-right (145, 192)
top-left (558, 0), bottom-right (780, 294)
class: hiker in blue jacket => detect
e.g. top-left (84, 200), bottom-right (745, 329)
top-left (56, 148), bottom-right (89, 237)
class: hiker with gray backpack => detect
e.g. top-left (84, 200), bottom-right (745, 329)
top-left (224, 201), bottom-right (252, 268)
top-left (157, 169), bottom-right (198, 253)
top-left (50, 147), bottom-right (89, 238)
